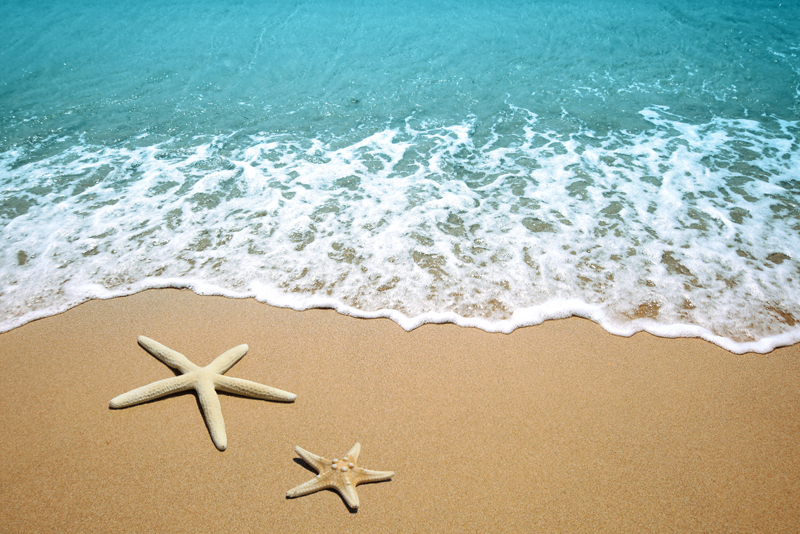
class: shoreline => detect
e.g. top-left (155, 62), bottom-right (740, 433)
top-left (3, 285), bottom-right (797, 355)
top-left (1, 288), bottom-right (798, 532)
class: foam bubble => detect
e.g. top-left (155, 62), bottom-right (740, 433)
top-left (1, 107), bottom-right (799, 353)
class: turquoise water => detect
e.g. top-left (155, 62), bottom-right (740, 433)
top-left (1, 0), bottom-right (799, 352)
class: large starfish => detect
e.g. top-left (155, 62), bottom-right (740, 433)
top-left (287, 442), bottom-right (394, 510)
top-left (110, 336), bottom-right (296, 451)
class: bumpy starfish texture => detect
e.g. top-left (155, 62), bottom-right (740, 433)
top-left (287, 442), bottom-right (394, 510)
top-left (110, 336), bottom-right (296, 451)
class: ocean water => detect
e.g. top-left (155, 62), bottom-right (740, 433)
top-left (1, 0), bottom-right (799, 353)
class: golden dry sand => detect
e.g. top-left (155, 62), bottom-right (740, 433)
top-left (0, 289), bottom-right (798, 533)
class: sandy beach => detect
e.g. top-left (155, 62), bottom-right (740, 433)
top-left (0, 288), bottom-right (798, 533)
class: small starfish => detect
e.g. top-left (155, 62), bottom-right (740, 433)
top-left (110, 336), bottom-right (296, 451)
top-left (287, 442), bottom-right (394, 510)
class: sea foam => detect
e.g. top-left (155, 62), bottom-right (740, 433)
top-left (1, 107), bottom-right (799, 353)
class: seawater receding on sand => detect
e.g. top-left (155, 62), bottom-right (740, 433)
top-left (1, 108), bottom-right (799, 354)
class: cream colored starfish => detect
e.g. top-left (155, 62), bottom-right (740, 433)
top-left (110, 336), bottom-right (296, 451)
top-left (287, 442), bottom-right (394, 510)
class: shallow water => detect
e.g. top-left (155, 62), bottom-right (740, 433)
top-left (2, 0), bottom-right (799, 352)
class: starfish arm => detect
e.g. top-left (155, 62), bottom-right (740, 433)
top-left (205, 344), bottom-right (249, 375)
top-left (353, 468), bottom-right (395, 485)
top-left (213, 375), bottom-right (297, 402)
top-left (109, 375), bottom-right (194, 408)
top-left (340, 483), bottom-right (360, 510)
top-left (345, 442), bottom-right (361, 463)
top-left (294, 445), bottom-right (329, 472)
top-left (195, 377), bottom-right (227, 451)
top-left (138, 336), bottom-right (199, 374)
top-left (286, 476), bottom-right (331, 498)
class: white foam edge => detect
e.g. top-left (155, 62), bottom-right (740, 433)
top-left (3, 277), bottom-right (797, 355)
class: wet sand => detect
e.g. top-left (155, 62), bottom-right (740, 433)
top-left (0, 288), bottom-right (798, 533)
